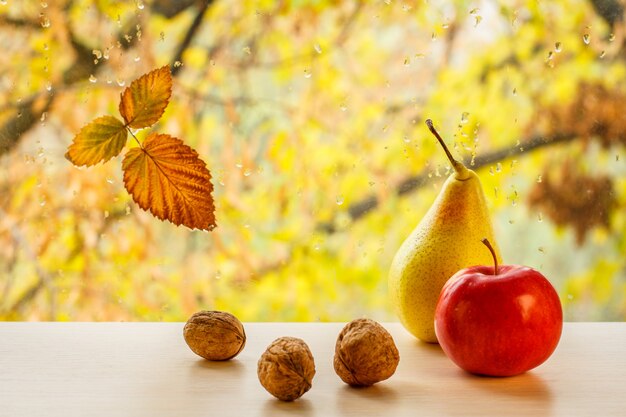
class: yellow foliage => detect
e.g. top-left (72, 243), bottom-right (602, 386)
top-left (0, 0), bottom-right (625, 321)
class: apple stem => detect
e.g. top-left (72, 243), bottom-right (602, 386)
top-left (425, 119), bottom-right (464, 174)
top-left (481, 238), bottom-right (499, 275)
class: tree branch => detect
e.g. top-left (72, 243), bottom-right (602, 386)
top-left (170, 0), bottom-right (214, 76)
top-left (0, 17), bottom-right (141, 156)
top-left (318, 131), bottom-right (575, 233)
top-left (152, 0), bottom-right (197, 19)
top-left (589, 0), bottom-right (624, 27)
top-left (0, 15), bottom-right (41, 28)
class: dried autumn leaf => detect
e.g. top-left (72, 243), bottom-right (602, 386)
top-left (119, 66), bottom-right (172, 129)
top-left (65, 116), bottom-right (128, 167)
top-left (122, 133), bottom-right (216, 231)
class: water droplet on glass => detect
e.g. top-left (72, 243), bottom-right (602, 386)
top-left (402, 4), bottom-right (412, 11)
top-left (243, 170), bottom-right (251, 177)
top-left (215, 270), bottom-right (222, 280)
top-left (609, 33), bottom-right (615, 42)
top-left (242, 46), bottom-right (251, 55)
top-left (314, 44), bottom-right (322, 54)
top-left (45, 81), bottom-right (52, 91)
top-left (403, 57), bottom-right (410, 66)
top-left (538, 212), bottom-right (543, 222)
top-left (303, 69), bottom-right (312, 78)
top-left (104, 210), bottom-right (109, 218)
top-left (106, 178), bottom-right (114, 184)
top-left (160, 31), bottom-right (165, 41)
top-left (431, 32), bottom-right (437, 41)
top-left (474, 15), bottom-right (482, 27)
top-left (442, 23), bottom-right (450, 29)
top-left (340, 103), bottom-right (347, 112)
top-left (40, 112), bottom-right (47, 122)
top-left (174, 60), bottom-right (182, 67)
top-left (136, 0), bottom-right (144, 10)
top-left (40, 16), bottom-right (50, 28)
top-left (403, 136), bottom-right (411, 143)
top-left (235, 162), bottom-right (243, 169)
top-left (512, 87), bottom-right (517, 96)
top-left (536, 174), bottom-right (542, 183)
top-left (89, 74), bottom-right (97, 83)
top-left (134, 56), bottom-right (141, 62)
top-left (538, 246), bottom-right (545, 254)
top-left (92, 49), bottom-right (102, 59)
top-left (460, 112), bottom-right (469, 124)
top-left (116, 79), bottom-right (125, 87)
top-left (555, 42), bottom-right (562, 52)
top-left (546, 51), bottom-right (554, 61)
top-left (41, 1), bottom-right (48, 8)
top-left (336, 195), bottom-right (344, 206)
top-left (496, 162), bottom-right (502, 172)
top-left (599, 50), bottom-right (606, 59)
top-left (384, 0), bottom-right (391, 4)
top-left (583, 33), bottom-right (590, 44)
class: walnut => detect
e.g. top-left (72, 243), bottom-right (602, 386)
top-left (257, 337), bottom-right (316, 401)
top-left (183, 311), bottom-right (246, 361)
top-left (334, 318), bottom-right (400, 386)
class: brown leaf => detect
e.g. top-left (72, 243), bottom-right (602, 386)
top-left (118, 66), bottom-right (172, 129)
top-left (65, 116), bottom-right (128, 166)
top-left (122, 133), bottom-right (216, 231)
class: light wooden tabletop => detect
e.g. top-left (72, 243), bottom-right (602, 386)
top-left (0, 322), bottom-right (624, 417)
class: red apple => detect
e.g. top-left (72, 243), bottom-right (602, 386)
top-left (434, 239), bottom-right (563, 377)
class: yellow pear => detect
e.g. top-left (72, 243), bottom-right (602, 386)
top-left (388, 119), bottom-right (501, 343)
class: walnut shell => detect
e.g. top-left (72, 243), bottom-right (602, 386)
top-left (334, 318), bottom-right (399, 386)
top-left (183, 310), bottom-right (246, 361)
top-left (257, 337), bottom-right (316, 401)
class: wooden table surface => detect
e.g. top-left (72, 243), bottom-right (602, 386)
top-left (0, 322), bottom-right (624, 417)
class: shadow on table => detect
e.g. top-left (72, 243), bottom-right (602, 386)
top-left (465, 371), bottom-right (553, 400)
top-left (261, 398), bottom-right (314, 417)
top-left (335, 383), bottom-right (401, 415)
top-left (453, 371), bottom-right (555, 417)
top-left (191, 358), bottom-right (246, 377)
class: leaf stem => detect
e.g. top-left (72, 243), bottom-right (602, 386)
top-left (126, 127), bottom-right (143, 149)
top-left (425, 119), bottom-right (468, 178)
top-left (481, 238), bottom-right (499, 275)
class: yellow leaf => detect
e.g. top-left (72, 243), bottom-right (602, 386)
top-left (65, 116), bottom-right (128, 166)
top-left (118, 66), bottom-right (172, 129)
top-left (122, 133), bottom-right (216, 231)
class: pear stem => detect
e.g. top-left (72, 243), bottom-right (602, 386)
top-left (425, 119), bottom-right (462, 173)
top-left (481, 238), bottom-right (499, 275)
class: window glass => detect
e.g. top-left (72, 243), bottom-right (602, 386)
top-left (0, 0), bottom-right (624, 321)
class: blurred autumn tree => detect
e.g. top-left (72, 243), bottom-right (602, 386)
top-left (0, 0), bottom-right (624, 321)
